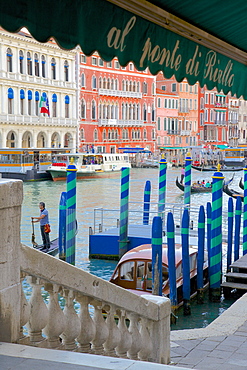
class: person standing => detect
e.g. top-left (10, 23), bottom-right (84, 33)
top-left (32, 202), bottom-right (50, 252)
top-left (180, 166), bottom-right (185, 183)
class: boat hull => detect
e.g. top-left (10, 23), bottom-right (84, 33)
top-left (47, 168), bottom-right (123, 181)
top-left (192, 165), bottom-right (242, 172)
top-left (176, 177), bottom-right (212, 193)
top-left (1, 169), bottom-right (52, 182)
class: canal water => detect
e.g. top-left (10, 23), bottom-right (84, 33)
top-left (21, 167), bottom-right (240, 330)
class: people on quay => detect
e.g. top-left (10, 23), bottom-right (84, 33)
top-left (31, 201), bottom-right (50, 252)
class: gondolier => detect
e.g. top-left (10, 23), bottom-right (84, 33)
top-left (32, 202), bottom-right (50, 252)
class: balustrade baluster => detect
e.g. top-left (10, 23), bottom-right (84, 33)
top-left (115, 310), bottom-right (132, 359)
top-left (138, 318), bottom-right (152, 361)
top-left (103, 305), bottom-right (121, 357)
top-left (26, 276), bottom-right (49, 343)
top-left (76, 294), bottom-right (96, 353)
top-left (19, 274), bottom-right (30, 341)
top-left (127, 313), bottom-right (142, 360)
top-left (43, 283), bottom-right (65, 348)
top-left (61, 289), bottom-right (80, 350)
top-left (91, 301), bottom-right (109, 355)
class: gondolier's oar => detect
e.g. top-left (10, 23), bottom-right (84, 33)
top-left (31, 218), bottom-right (38, 247)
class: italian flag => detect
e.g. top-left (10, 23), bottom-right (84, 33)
top-left (39, 95), bottom-right (50, 116)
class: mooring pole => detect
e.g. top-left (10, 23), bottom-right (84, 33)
top-left (181, 208), bottom-right (191, 315)
top-left (243, 168), bottom-right (247, 255)
top-left (209, 166), bottom-right (224, 302)
top-left (119, 167), bottom-right (130, 258)
top-left (197, 205), bottom-right (205, 304)
top-left (184, 152), bottom-right (192, 208)
top-left (234, 196), bottom-right (242, 261)
top-left (206, 202), bottom-right (212, 271)
top-left (59, 191), bottom-right (67, 261)
top-left (227, 197), bottom-right (234, 272)
top-left (66, 163), bottom-right (77, 265)
top-left (158, 156), bottom-right (167, 218)
top-left (143, 180), bottom-right (151, 225)
top-left (167, 212), bottom-right (177, 312)
top-left (151, 216), bottom-right (163, 296)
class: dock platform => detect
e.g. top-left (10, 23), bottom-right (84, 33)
top-left (221, 253), bottom-right (247, 296)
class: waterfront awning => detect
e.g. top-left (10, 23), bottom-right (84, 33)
top-left (2, 1), bottom-right (247, 97)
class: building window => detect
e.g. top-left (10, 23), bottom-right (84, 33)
top-left (34, 53), bottom-right (39, 76)
top-left (143, 104), bottom-right (147, 121)
top-left (52, 94), bottom-right (57, 117)
top-left (81, 73), bottom-right (85, 87)
top-left (129, 63), bottom-right (134, 71)
top-left (161, 85), bottom-right (166, 91)
top-left (171, 83), bottom-right (176, 92)
top-left (92, 75), bottom-right (97, 89)
top-left (179, 83), bottom-right (183, 92)
top-left (98, 58), bottom-right (104, 67)
top-left (80, 128), bottom-right (85, 140)
top-left (51, 58), bottom-right (56, 79)
top-left (8, 88), bottom-right (14, 114)
top-left (64, 60), bottom-right (69, 81)
top-left (27, 52), bottom-right (32, 75)
top-left (152, 104), bottom-right (155, 121)
top-left (107, 61), bottom-right (112, 68)
top-left (157, 98), bottom-right (161, 108)
top-left (92, 57), bottom-right (97, 65)
top-left (115, 60), bottom-right (120, 69)
top-left (20, 89), bottom-right (25, 115)
top-left (164, 99), bottom-right (167, 108)
top-left (164, 118), bottom-right (167, 130)
top-left (152, 129), bottom-right (155, 140)
top-left (81, 54), bottom-right (86, 63)
top-left (19, 50), bottom-right (24, 74)
top-left (157, 117), bottom-right (160, 130)
top-left (65, 95), bottom-right (70, 118)
top-left (28, 90), bottom-right (32, 115)
top-left (41, 55), bottom-right (46, 78)
top-left (7, 48), bottom-right (13, 72)
top-left (35, 91), bottom-right (39, 116)
top-left (92, 100), bottom-right (96, 120)
top-left (81, 99), bottom-right (86, 119)
top-left (143, 82), bottom-right (147, 94)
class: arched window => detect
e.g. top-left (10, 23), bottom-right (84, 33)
top-left (7, 48), bottom-right (13, 72)
top-left (99, 77), bottom-right (102, 89)
top-left (152, 104), bottom-right (155, 121)
top-left (111, 78), bottom-right (114, 90)
top-left (157, 117), bottom-right (160, 130)
top-left (81, 99), bottom-right (86, 119)
top-left (27, 52), bottom-right (32, 75)
top-left (52, 94), bottom-right (57, 117)
top-left (126, 80), bottom-right (129, 92)
top-left (41, 55), bottom-right (46, 78)
top-left (143, 82), bottom-right (147, 94)
top-left (107, 78), bottom-right (111, 90)
top-left (133, 81), bottom-right (136, 92)
top-left (103, 77), bottom-right (106, 89)
top-left (129, 81), bottom-right (132, 92)
top-left (143, 104), bottom-right (147, 121)
top-left (137, 82), bottom-right (140, 92)
top-left (28, 90), bottom-right (32, 115)
top-left (80, 128), bottom-right (85, 140)
top-left (122, 80), bottom-right (125, 91)
top-left (34, 53), bottom-right (39, 76)
top-left (152, 129), bottom-right (156, 140)
top-left (8, 132), bottom-right (16, 148)
top-left (35, 91), bottom-right (39, 116)
top-left (64, 60), bottom-right (69, 81)
top-left (8, 88), bottom-right (14, 114)
top-left (103, 129), bottom-right (106, 140)
top-left (94, 129), bottom-right (98, 141)
top-left (164, 118), bottom-right (167, 131)
top-left (65, 95), bottom-right (70, 118)
top-left (19, 50), bottom-right (24, 74)
top-left (144, 129), bottom-right (147, 139)
top-left (51, 58), bottom-right (56, 79)
top-left (20, 89), bottom-right (25, 115)
top-left (92, 75), bottom-right (97, 89)
top-left (92, 100), bottom-right (96, 120)
top-left (108, 129), bottom-right (111, 140)
top-left (115, 79), bottom-right (118, 90)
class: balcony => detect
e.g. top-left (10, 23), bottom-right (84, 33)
top-left (98, 89), bottom-right (142, 99)
top-left (98, 119), bottom-right (144, 127)
top-left (167, 130), bottom-right (181, 135)
top-left (228, 120), bottom-right (238, 124)
top-left (178, 106), bottom-right (189, 113)
top-left (214, 103), bottom-right (227, 108)
top-left (204, 137), bottom-right (217, 142)
top-left (214, 120), bottom-right (227, 125)
top-left (0, 113), bottom-right (77, 127)
top-left (180, 130), bottom-right (190, 135)
top-left (229, 104), bottom-right (239, 109)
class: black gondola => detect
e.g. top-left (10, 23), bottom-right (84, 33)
top-left (223, 185), bottom-right (243, 202)
top-left (192, 165), bottom-right (242, 172)
top-left (34, 238), bottom-right (59, 256)
top-left (239, 178), bottom-right (244, 190)
top-left (176, 175), bottom-right (234, 194)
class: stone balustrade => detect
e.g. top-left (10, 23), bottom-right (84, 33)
top-left (0, 178), bottom-right (171, 365)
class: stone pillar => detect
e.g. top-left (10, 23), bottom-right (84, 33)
top-left (0, 179), bottom-right (23, 342)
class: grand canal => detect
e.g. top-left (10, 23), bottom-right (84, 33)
top-left (21, 167), bottom-right (239, 329)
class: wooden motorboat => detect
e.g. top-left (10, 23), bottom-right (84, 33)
top-left (192, 165), bottom-right (242, 172)
top-left (176, 175), bottom-right (234, 194)
top-left (223, 185), bottom-right (243, 202)
top-left (110, 244), bottom-right (208, 308)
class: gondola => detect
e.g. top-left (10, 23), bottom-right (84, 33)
top-left (239, 178), bottom-right (244, 190)
top-left (223, 185), bottom-right (243, 202)
top-left (192, 165), bottom-right (242, 172)
top-left (33, 238), bottom-right (59, 256)
top-left (176, 175), bottom-right (234, 194)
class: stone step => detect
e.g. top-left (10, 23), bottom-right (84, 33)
top-left (225, 272), bottom-right (247, 279)
top-left (221, 282), bottom-right (247, 290)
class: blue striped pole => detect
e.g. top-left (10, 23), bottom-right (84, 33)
top-left (66, 164), bottom-right (77, 265)
top-left (119, 167), bottom-right (130, 258)
top-left (227, 197), bottom-right (234, 272)
top-left (184, 152), bottom-right (192, 207)
top-left (151, 216), bottom-right (163, 296)
top-left (59, 191), bottom-right (67, 260)
top-left (181, 208), bottom-right (191, 315)
top-left (206, 202), bottom-right (212, 271)
top-left (158, 157), bottom-right (167, 217)
top-left (197, 205), bottom-right (205, 304)
top-left (234, 196), bottom-right (242, 261)
top-left (209, 167), bottom-right (224, 302)
top-left (167, 212), bottom-right (177, 311)
top-left (243, 168), bottom-right (247, 255)
top-left (143, 180), bottom-right (151, 225)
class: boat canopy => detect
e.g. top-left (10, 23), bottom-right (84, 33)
top-left (3, 1), bottom-right (247, 98)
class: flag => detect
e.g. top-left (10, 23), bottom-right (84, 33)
top-left (39, 95), bottom-right (50, 117)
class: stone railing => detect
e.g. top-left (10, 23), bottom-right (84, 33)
top-left (0, 178), bottom-right (170, 365)
top-left (19, 245), bottom-right (170, 363)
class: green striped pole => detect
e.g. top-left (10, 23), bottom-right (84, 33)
top-left (119, 167), bottom-right (130, 258)
top-left (66, 164), bottom-right (77, 265)
top-left (158, 157), bottom-right (167, 217)
top-left (209, 166), bottom-right (224, 302)
top-left (184, 152), bottom-right (192, 207)
top-left (243, 168), bottom-right (247, 255)
top-left (151, 216), bottom-right (163, 296)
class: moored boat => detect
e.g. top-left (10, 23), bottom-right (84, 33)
top-left (47, 152), bottom-right (131, 181)
top-left (223, 185), bottom-right (243, 202)
top-left (33, 237), bottom-right (59, 256)
top-left (176, 175), bottom-right (234, 193)
top-left (192, 165), bottom-right (242, 172)
top-left (110, 243), bottom-right (208, 308)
